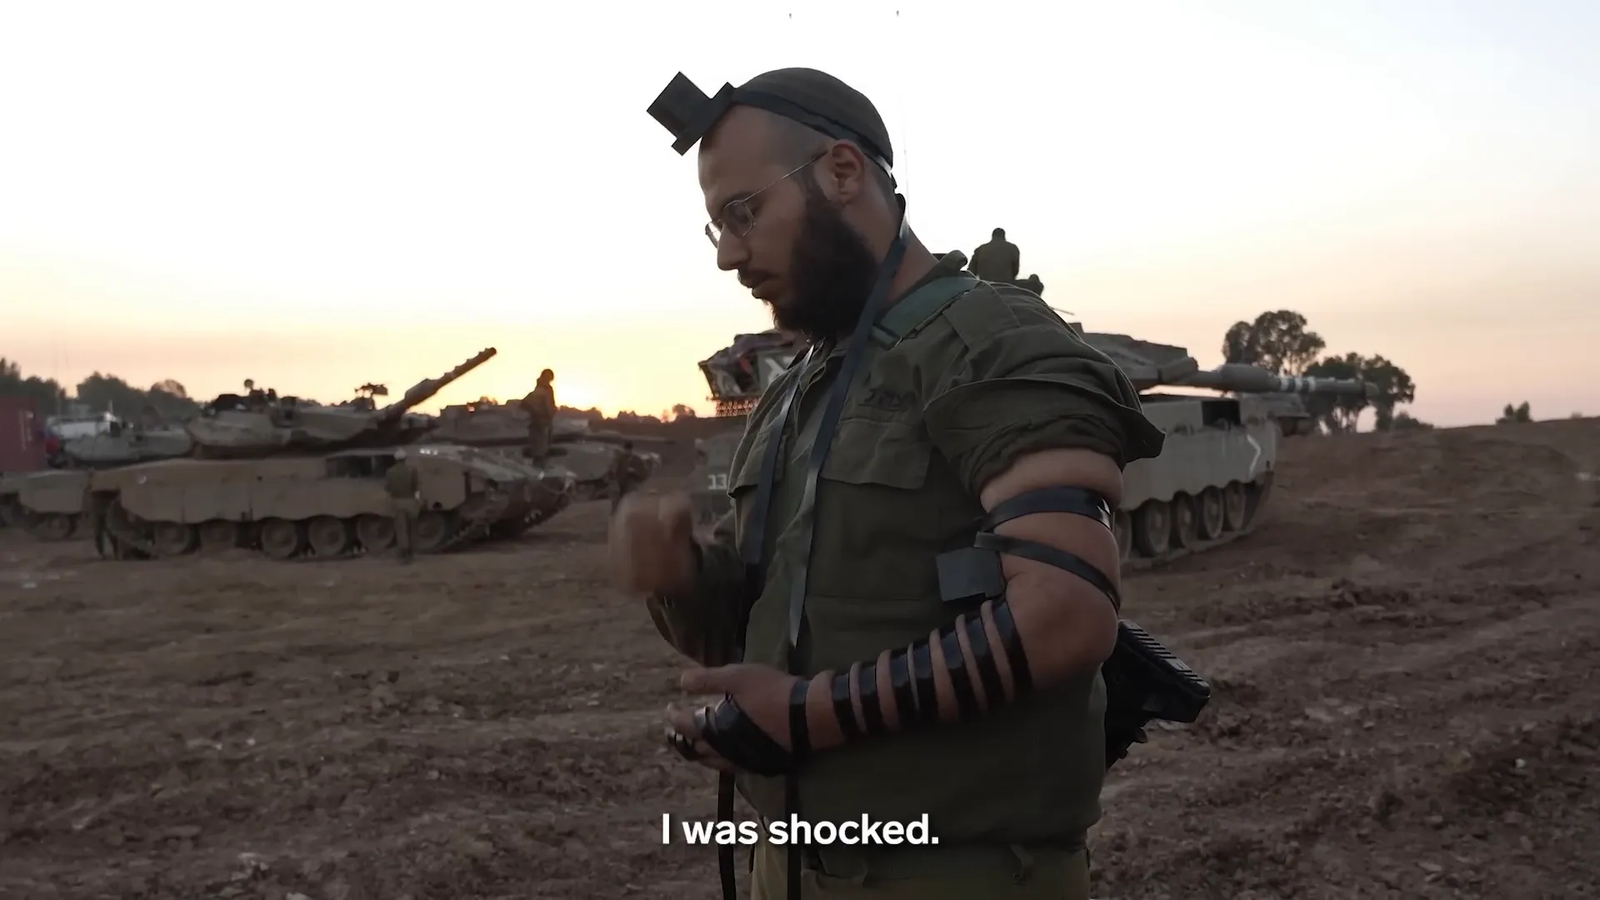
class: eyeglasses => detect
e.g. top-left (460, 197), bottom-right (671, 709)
top-left (704, 152), bottom-right (825, 249)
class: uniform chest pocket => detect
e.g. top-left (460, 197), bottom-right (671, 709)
top-left (809, 416), bottom-right (943, 599)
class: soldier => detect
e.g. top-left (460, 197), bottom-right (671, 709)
top-left (520, 369), bottom-right (557, 463)
top-left (619, 68), bottom-right (1167, 899)
top-left (968, 226), bottom-right (1020, 283)
top-left (609, 441), bottom-right (650, 513)
top-left (385, 449), bottom-right (420, 563)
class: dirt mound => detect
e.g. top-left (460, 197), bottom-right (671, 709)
top-left (2, 419), bottom-right (1598, 899)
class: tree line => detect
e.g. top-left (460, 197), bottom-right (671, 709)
top-left (0, 358), bottom-right (202, 422)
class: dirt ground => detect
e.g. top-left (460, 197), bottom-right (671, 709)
top-left (3, 418), bottom-right (1598, 900)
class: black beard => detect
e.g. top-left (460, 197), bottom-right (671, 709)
top-left (769, 181), bottom-right (881, 342)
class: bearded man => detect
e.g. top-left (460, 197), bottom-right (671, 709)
top-left (614, 68), bottom-right (1181, 900)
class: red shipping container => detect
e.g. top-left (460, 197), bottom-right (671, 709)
top-left (0, 397), bottom-right (48, 473)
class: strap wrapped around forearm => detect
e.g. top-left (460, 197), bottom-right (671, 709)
top-left (826, 598), bottom-right (1035, 738)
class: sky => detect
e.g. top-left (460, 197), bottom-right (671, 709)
top-left (2, 0), bottom-right (1597, 426)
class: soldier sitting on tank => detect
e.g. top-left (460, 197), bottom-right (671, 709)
top-left (385, 449), bottom-right (421, 563)
top-left (969, 226), bottom-right (1021, 283)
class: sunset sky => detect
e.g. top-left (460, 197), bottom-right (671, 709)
top-left (3, 1), bottom-right (1597, 426)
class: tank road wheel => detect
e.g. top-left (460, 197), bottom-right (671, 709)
top-left (1112, 509), bottom-right (1133, 562)
top-left (151, 522), bottom-right (198, 557)
top-left (413, 511), bottom-right (453, 553)
top-left (1169, 494), bottom-right (1199, 549)
top-left (31, 513), bottom-right (77, 542)
top-left (1197, 488), bottom-right (1227, 541)
top-left (355, 514), bottom-right (395, 552)
top-left (1222, 482), bottom-right (1248, 532)
top-left (258, 518), bottom-right (305, 560)
top-left (1132, 501), bottom-right (1171, 558)
top-left (306, 516), bottom-right (354, 557)
top-left (198, 520), bottom-right (240, 550)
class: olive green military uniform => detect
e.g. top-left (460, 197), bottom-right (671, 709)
top-left (648, 253), bottom-right (1165, 898)
top-left (384, 460), bottom-right (421, 560)
top-left (968, 235), bottom-right (1020, 283)
top-left (521, 384), bottom-right (557, 462)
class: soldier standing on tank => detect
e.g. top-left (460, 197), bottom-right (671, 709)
top-left (617, 68), bottom-right (1166, 899)
top-left (385, 449), bottom-right (421, 563)
top-left (968, 226), bottom-right (1020, 283)
top-left (520, 369), bottom-right (557, 463)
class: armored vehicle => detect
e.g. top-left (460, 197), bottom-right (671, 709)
top-left (430, 403), bottom-right (665, 500)
top-left (86, 444), bottom-right (571, 560)
top-left (685, 323), bottom-right (1373, 568)
top-left (0, 425), bottom-right (198, 541)
top-left (0, 469), bottom-right (89, 541)
top-left (79, 349), bottom-right (577, 561)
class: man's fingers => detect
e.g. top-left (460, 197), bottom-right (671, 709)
top-left (667, 706), bottom-right (735, 773)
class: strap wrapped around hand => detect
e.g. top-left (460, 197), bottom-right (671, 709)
top-left (694, 680), bottom-right (811, 777)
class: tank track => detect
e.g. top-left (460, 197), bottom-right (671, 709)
top-left (1117, 475), bottom-right (1274, 572)
top-left (95, 498), bottom-right (506, 563)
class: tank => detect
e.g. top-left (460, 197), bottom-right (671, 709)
top-left (430, 403), bottom-right (666, 501)
top-left (76, 349), bottom-right (579, 561)
top-left (185, 348), bottom-right (498, 456)
top-left (59, 425), bottom-right (197, 467)
top-left (685, 325), bottom-right (1375, 569)
top-left (0, 469), bottom-right (90, 541)
top-left (1072, 328), bottom-right (1375, 568)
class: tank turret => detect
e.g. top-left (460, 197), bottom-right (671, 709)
top-left (1075, 330), bottom-right (1378, 399)
top-left (58, 425), bottom-right (196, 468)
top-left (186, 348), bottom-right (498, 457)
top-left (697, 330), bottom-right (803, 417)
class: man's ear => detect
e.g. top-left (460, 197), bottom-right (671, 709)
top-left (818, 141), bottom-right (869, 204)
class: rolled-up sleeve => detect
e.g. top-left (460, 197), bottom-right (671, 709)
top-left (921, 296), bottom-right (1166, 497)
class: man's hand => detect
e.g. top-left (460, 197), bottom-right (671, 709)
top-left (668, 664), bottom-right (803, 773)
top-left (609, 492), bottom-right (698, 596)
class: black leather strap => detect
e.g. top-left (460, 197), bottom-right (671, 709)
top-left (938, 625), bottom-right (982, 720)
top-left (962, 613), bottom-right (1008, 709)
top-left (856, 663), bottom-right (886, 736)
top-left (698, 699), bottom-right (794, 777)
top-left (909, 641), bottom-right (939, 725)
top-left (788, 678), bottom-right (812, 756)
top-left (992, 601), bottom-right (1033, 695)
top-left (980, 485), bottom-right (1114, 531)
top-left (887, 648), bottom-right (919, 728)
top-left (973, 532), bottom-right (1122, 612)
top-left (831, 666), bottom-right (862, 739)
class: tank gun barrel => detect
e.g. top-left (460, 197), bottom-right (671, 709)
top-left (379, 348), bottom-right (498, 420)
top-left (1176, 364), bottom-right (1377, 398)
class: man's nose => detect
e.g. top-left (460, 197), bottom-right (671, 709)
top-left (715, 234), bottom-right (748, 273)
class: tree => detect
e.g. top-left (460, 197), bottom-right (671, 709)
top-left (1496, 401), bottom-right (1532, 424)
top-left (74, 372), bottom-right (149, 417)
top-left (1221, 310), bottom-right (1326, 376)
top-left (1391, 412), bottom-right (1433, 430)
top-left (1358, 354), bottom-right (1416, 431)
top-left (670, 403), bottom-right (697, 422)
top-left (1301, 353), bottom-right (1417, 434)
top-left (150, 379), bottom-right (189, 399)
top-left (0, 357), bottom-right (67, 412)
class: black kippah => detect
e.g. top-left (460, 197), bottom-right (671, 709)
top-left (733, 68), bottom-right (893, 173)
